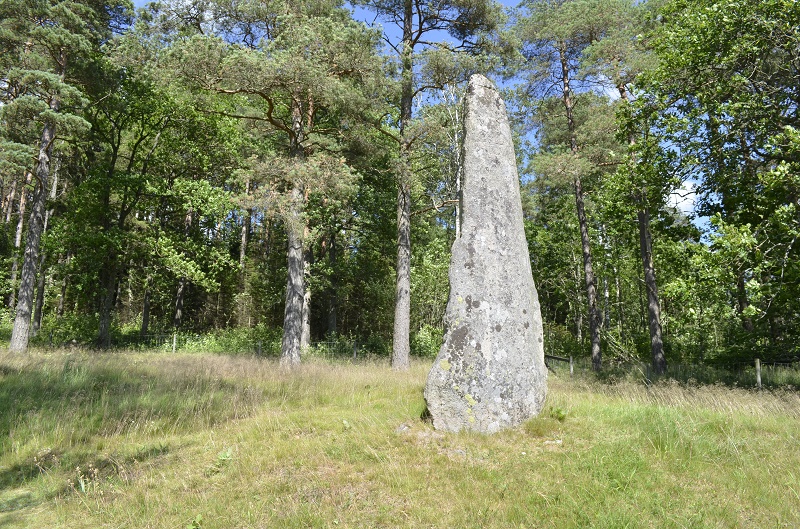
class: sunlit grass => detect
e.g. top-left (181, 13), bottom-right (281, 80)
top-left (0, 349), bottom-right (798, 528)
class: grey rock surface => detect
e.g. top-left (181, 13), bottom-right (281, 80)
top-left (424, 74), bottom-right (547, 433)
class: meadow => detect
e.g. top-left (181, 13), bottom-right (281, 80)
top-left (0, 349), bottom-right (798, 528)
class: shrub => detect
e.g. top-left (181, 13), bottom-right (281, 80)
top-left (411, 324), bottom-right (443, 358)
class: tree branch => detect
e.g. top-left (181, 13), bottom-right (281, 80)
top-left (411, 198), bottom-right (458, 217)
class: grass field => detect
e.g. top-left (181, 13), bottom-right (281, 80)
top-left (0, 349), bottom-right (798, 528)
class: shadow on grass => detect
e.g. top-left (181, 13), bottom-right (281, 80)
top-left (0, 354), bottom-right (251, 497)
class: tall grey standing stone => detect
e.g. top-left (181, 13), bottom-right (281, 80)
top-left (424, 74), bottom-right (547, 433)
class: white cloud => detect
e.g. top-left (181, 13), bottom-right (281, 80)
top-left (670, 181), bottom-right (697, 216)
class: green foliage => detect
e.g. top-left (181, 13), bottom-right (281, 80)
top-left (410, 324), bottom-right (443, 358)
top-left (0, 0), bottom-right (795, 368)
top-left (0, 0), bottom-right (132, 155)
top-left (32, 313), bottom-right (100, 346)
top-left (176, 325), bottom-right (283, 356)
top-left (626, 0), bottom-right (800, 362)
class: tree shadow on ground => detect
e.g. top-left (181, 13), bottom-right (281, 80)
top-left (0, 354), bottom-right (251, 499)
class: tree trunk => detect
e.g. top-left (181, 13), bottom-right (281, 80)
top-left (637, 206), bottom-right (666, 374)
top-left (7, 171), bottom-right (32, 310)
top-left (278, 87), bottom-right (311, 367)
top-left (9, 114), bottom-right (57, 352)
top-left (736, 271), bottom-right (754, 332)
top-left (574, 176), bottom-right (602, 370)
top-left (558, 43), bottom-right (601, 370)
top-left (31, 257), bottom-right (47, 337)
top-left (171, 209), bottom-right (194, 331)
top-left (392, 0), bottom-right (414, 370)
top-left (140, 284), bottom-right (151, 337)
top-left (32, 166), bottom-right (59, 337)
top-left (618, 82), bottom-right (666, 375)
top-left (97, 174), bottom-right (117, 347)
top-left (31, 211), bottom-right (51, 338)
top-left (327, 231), bottom-right (338, 336)
top-left (97, 264), bottom-right (117, 348)
top-left (173, 277), bottom-right (186, 329)
top-left (280, 185), bottom-right (305, 367)
top-left (3, 178), bottom-right (17, 224)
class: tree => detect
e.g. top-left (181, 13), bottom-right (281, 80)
top-left (517, 0), bottom-right (612, 370)
top-left (0, 0), bottom-right (131, 352)
top-left (80, 61), bottom-right (171, 346)
top-left (633, 0), bottom-right (800, 362)
top-left (355, 0), bottom-right (505, 369)
top-left (168, 0), bottom-right (384, 366)
top-left (580, 0), bottom-right (668, 373)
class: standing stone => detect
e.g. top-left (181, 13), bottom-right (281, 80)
top-left (424, 74), bottom-right (547, 433)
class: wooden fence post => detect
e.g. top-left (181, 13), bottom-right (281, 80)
top-left (569, 356), bottom-right (574, 377)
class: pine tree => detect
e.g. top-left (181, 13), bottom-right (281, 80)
top-left (355, 0), bottom-right (504, 369)
top-left (167, 0), bottom-right (384, 366)
top-left (0, 0), bottom-right (131, 352)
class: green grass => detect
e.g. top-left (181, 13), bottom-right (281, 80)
top-left (0, 349), bottom-right (798, 528)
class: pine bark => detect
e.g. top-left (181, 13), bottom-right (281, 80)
top-left (279, 96), bottom-right (307, 368)
top-left (7, 172), bottom-right (32, 310)
top-left (558, 44), bottom-right (601, 370)
top-left (31, 259), bottom-right (47, 336)
top-left (392, 0), bottom-right (414, 370)
top-left (32, 167), bottom-right (59, 337)
top-left (3, 178), bottom-right (17, 224)
top-left (31, 210), bottom-right (51, 337)
top-left (280, 185), bottom-right (305, 367)
top-left (638, 206), bottom-right (666, 374)
top-left (9, 118), bottom-right (57, 351)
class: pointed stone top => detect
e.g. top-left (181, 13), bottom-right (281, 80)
top-left (468, 73), bottom-right (494, 88)
top-left (466, 74), bottom-right (506, 123)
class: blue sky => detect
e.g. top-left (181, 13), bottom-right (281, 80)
top-left (131, 0), bottom-right (521, 14)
